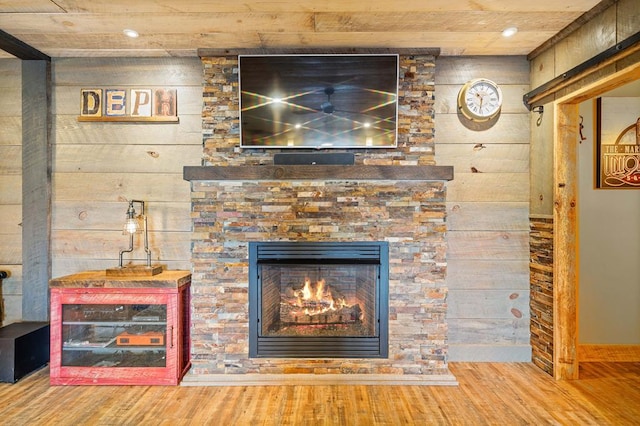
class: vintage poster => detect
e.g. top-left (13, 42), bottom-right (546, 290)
top-left (596, 97), bottom-right (640, 188)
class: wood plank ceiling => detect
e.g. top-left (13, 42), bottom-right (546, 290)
top-left (0, 0), bottom-right (604, 59)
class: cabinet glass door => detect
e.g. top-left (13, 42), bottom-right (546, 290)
top-left (61, 304), bottom-right (167, 367)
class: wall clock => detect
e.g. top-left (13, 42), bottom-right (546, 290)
top-left (457, 78), bottom-right (503, 122)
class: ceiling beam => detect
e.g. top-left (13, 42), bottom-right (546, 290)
top-left (0, 29), bottom-right (50, 61)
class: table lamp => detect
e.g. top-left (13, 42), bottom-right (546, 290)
top-left (106, 199), bottom-right (162, 276)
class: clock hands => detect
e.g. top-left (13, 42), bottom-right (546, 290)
top-left (476, 92), bottom-right (484, 110)
top-left (474, 87), bottom-right (499, 115)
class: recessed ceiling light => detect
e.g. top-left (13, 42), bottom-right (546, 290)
top-left (502, 27), bottom-right (518, 38)
top-left (123, 29), bottom-right (139, 38)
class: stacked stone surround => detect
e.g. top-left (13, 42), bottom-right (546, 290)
top-left (529, 215), bottom-right (554, 376)
top-left (201, 55), bottom-right (437, 166)
top-left (189, 54), bottom-right (451, 376)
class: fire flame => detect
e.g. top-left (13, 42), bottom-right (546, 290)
top-left (295, 277), bottom-right (348, 316)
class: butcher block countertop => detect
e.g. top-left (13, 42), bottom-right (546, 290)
top-left (49, 270), bottom-right (191, 289)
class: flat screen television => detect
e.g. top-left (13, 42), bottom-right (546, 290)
top-left (239, 54), bottom-right (399, 149)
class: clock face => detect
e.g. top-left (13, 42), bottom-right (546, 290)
top-left (457, 79), bottom-right (503, 122)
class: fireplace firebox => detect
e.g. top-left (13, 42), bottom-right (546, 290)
top-left (249, 242), bottom-right (389, 358)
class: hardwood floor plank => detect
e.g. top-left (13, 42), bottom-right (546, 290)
top-left (1, 362), bottom-right (639, 425)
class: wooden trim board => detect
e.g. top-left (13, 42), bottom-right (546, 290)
top-left (578, 345), bottom-right (640, 362)
top-left (553, 102), bottom-right (580, 380)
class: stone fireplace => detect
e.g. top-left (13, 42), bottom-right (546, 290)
top-left (182, 53), bottom-right (457, 385)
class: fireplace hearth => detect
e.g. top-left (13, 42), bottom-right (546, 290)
top-left (249, 241), bottom-right (389, 358)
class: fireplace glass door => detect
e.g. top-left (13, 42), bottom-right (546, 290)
top-left (249, 242), bottom-right (388, 358)
top-left (260, 263), bottom-right (378, 338)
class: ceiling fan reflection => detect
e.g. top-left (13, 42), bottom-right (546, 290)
top-left (293, 86), bottom-right (361, 116)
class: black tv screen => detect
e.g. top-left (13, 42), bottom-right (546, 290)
top-left (239, 54), bottom-right (399, 148)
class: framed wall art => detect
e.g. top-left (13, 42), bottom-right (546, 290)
top-left (595, 97), bottom-right (640, 188)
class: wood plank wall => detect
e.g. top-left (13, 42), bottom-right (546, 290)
top-left (0, 59), bottom-right (22, 325)
top-left (3, 54), bottom-right (531, 361)
top-left (50, 58), bottom-right (202, 278)
top-left (435, 56), bottom-right (532, 361)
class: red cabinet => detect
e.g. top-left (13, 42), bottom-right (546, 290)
top-left (49, 270), bottom-right (190, 385)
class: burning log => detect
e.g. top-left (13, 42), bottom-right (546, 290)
top-left (280, 302), bottom-right (361, 325)
top-left (279, 277), bottom-right (363, 325)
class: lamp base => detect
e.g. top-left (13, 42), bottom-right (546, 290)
top-left (106, 264), bottom-right (164, 277)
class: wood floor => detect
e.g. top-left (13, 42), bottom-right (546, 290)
top-left (1, 362), bottom-right (639, 425)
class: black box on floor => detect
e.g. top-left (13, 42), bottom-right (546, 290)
top-left (0, 321), bottom-right (50, 383)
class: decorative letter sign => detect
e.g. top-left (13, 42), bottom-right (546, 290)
top-left (79, 87), bottom-right (178, 122)
top-left (153, 89), bottom-right (177, 117)
top-left (131, 89), bottom-right (152, 117)
top-left (80, 89), bottom-right (102, 117)
top-left (105, 89), bottom-right (127, 116)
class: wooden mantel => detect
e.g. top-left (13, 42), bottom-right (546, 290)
top-left (183, 165), bottom-right (454, 181)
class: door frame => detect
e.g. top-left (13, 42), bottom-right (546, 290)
top-left (552, 61), bottom-right (640, 380)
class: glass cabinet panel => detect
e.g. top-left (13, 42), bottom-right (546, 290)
top-left (61, 303), bottom-right (167, 368)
